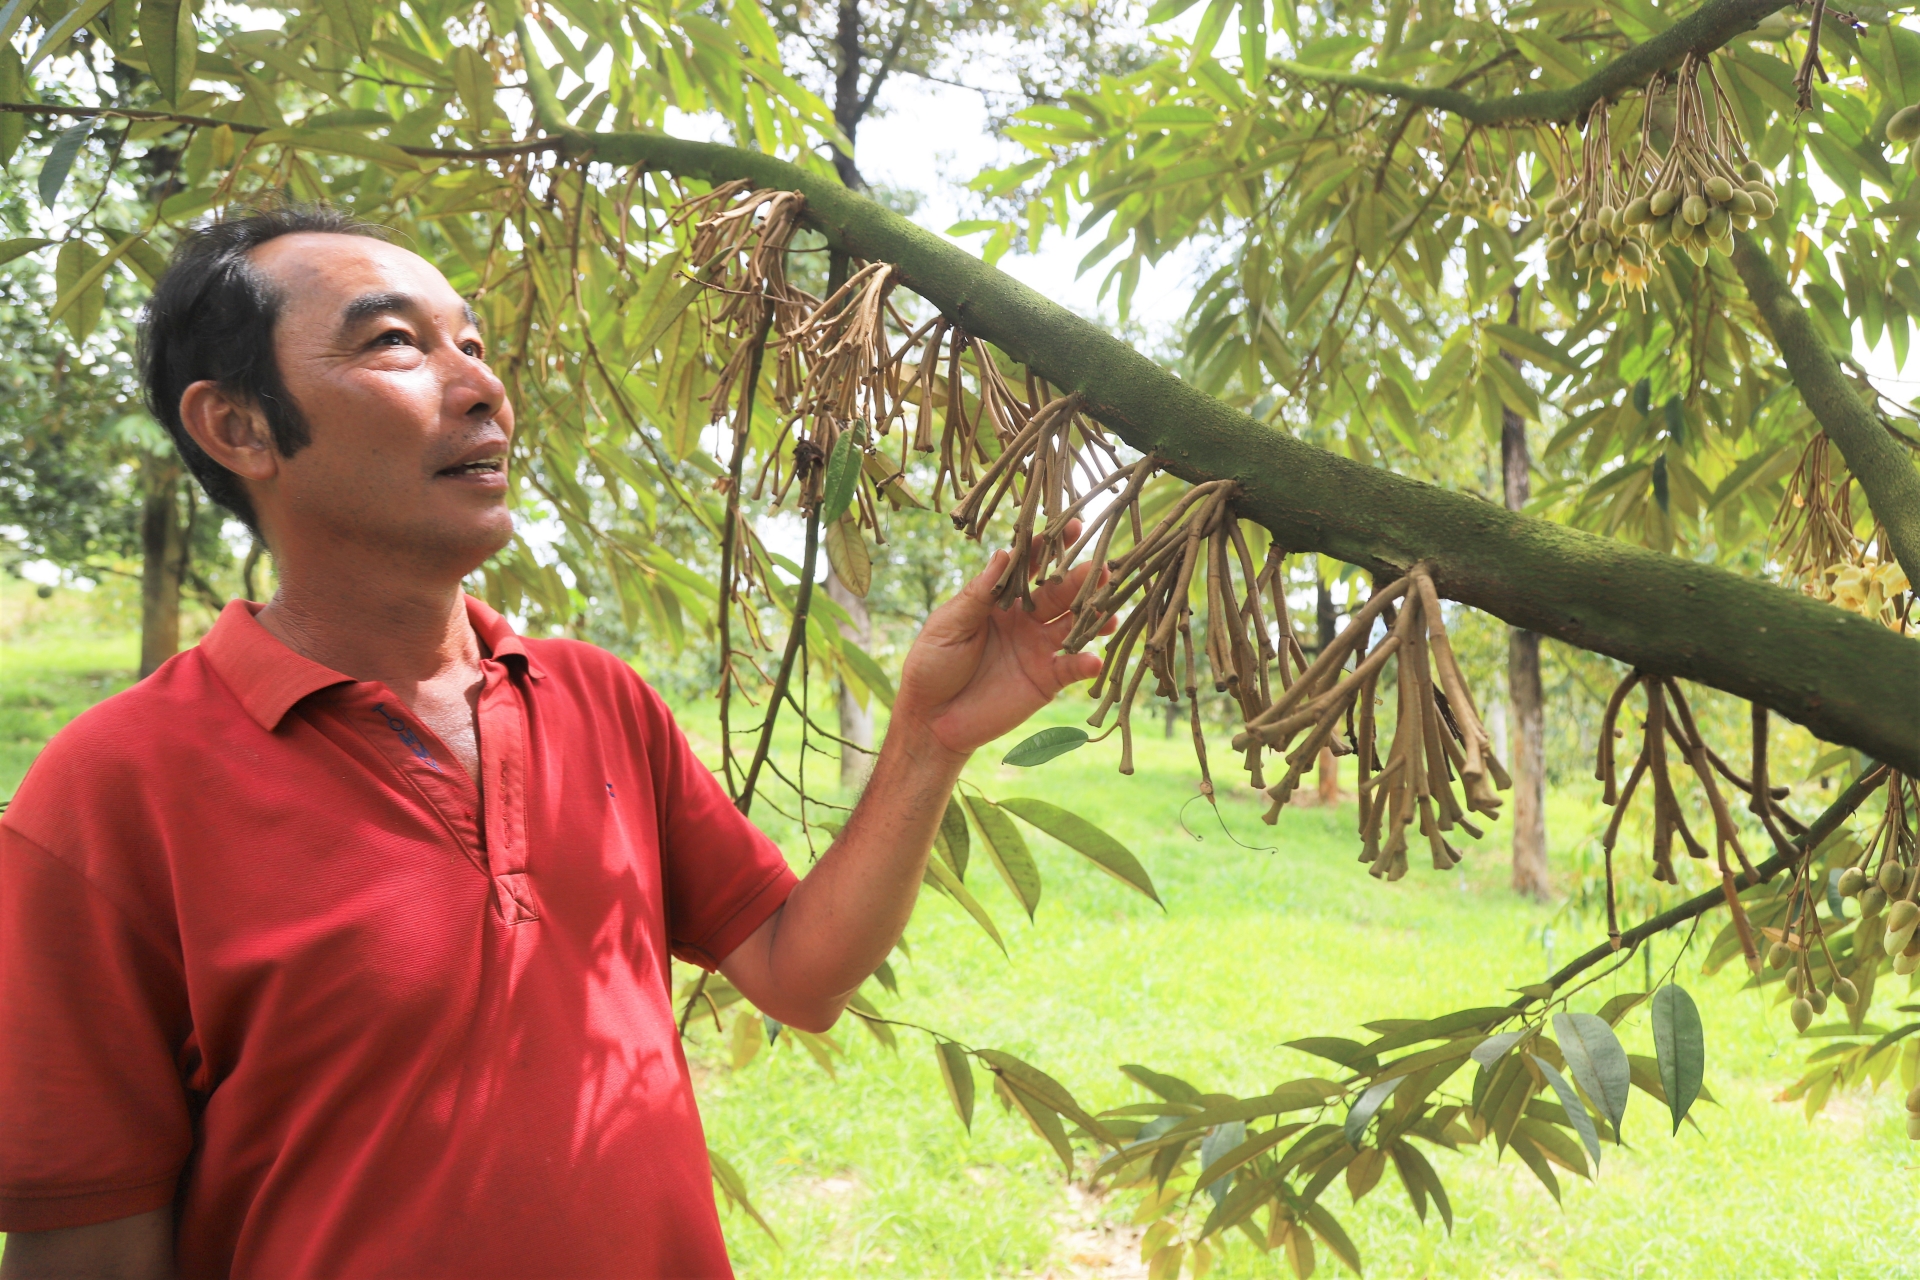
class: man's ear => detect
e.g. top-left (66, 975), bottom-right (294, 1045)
top-left (177, 381), bottom-right (280, 483)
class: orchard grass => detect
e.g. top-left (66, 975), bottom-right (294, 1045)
top-left (1, 614), bottom-right (1909, 1277)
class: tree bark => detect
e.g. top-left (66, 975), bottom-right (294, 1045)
top-left (828, 569), bottom-right (876, 790)
top-left (544, 127), bottom-right (1920, 773)
top-left (1503, 386), bottom-right (1549, 900)
top-left (138, 453), bottom-right (186, 679)
top-left (829, 0), bottom-right (866, 190)
top-left (1314, 572), bottom-right (1339, 805)
top-left (1730, 233), bottom-right (1920, 588)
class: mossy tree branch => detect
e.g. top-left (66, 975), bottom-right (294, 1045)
top-left (1271, 0), bottom-right (1790, 125)
top-left (1732, 233), bottom-right (1920, 588)
top-left (531, 125), bottom-right (1917, 772)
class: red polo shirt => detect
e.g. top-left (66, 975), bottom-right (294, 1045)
top-left (0, 597), bottom-right (796, 1278)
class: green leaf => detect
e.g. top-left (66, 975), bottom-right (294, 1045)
top-left (935, 794), bottom-right (969, 880)
top-left (977, 1048), bottom-right (1113, 1143)
top-left (137, 0), bottom-right (197, 105)
top-left (1001, 725), bottom-right (1089, 766)
top-left (836, 639), bottom-right (893, 709)
top-left (52, 238), bottom-right (104, 343)
top-left (1506, 1130), bottom-right (1562, 1203)
top-left (26, 0), bottom-right (114, 71)
top-left (50, 230), bottom-right (139, 329)
top-left (820, 428), bottom-right (863, 524)
top-left (0, 0), bottom-right (42, 47)
top-left (996, 1075), bottom-right (1075, 1176)
top-left (998, 797), bottom-right (1162, 907)
top-left (963, 795), bottom-right (1041, 921)
top-left (823, 516), bottom-right (870, 597)
top-left (1144, 0), bottom-right (1204, 24)
top-left (1553, 1012), bottom-right (1631, 1140)
top-left (1469, 1029), bottom-right (1525, 1067)
top-left (1530, 1055), bottom-right (1603, 1168)
top-left (707, 1147), bottom-right (777, 1241)
top-left (0, 43), bottom-right (22, 166)
top-left (921, 856), bottom-right (1005, 955)
top-left (1484, 322), bottom-right (1583, 376)
top-left (252, 127), bottom-right (417, 168)
top-left (1343, 1075), bottom-right (1402, 1144)
top-left (1511, 30), bottom-right (1590, 84)
top-left (1301, 1200), bottom-right (1363, 1277)
top-left (1388, 1138), bottom-right (1452, 1232)
top-left (935, 1039), bottom-right (975, 1131)
top-left (1651, 985), bottom-right (1705, 1134)
top-left (0, 237), bottom-right (55, 267)
top-left (1120, 1063), bottom-right (1201, 1104)
top-left (38, 121), bottom-right (96, 208)
top-left (318, 0), bottom-right (375, 55)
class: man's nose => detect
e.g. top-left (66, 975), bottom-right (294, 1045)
top-left (446, 348), bottom-right (507, 420)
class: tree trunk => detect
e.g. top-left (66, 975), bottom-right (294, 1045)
top-left (138, 454), bottom-right (186, 679)
top-left (1314, 571), bottom-right (1340, 805)
top-left (828, 569), bottom-right (876, 791)
top-left (829, 0), bottom-right (867, 190)
top-left (1503, 403), bottom-right (1550, 900)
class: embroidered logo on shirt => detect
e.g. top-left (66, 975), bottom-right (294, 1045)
top-left (374, 703), bottom-right (443, 772)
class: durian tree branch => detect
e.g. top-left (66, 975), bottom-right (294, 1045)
top-left (1731, 232), bottom-right (1920, 588)
top-left (1524, 763), bottom-right (1890, 1007)
top-left (1269, 0), bottom-right (1790, 126)
top-left (530, 60), bottom-right (1920, 775)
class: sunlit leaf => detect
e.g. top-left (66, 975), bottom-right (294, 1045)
top-left (935, 1039), bottom-right (975, 1131)
top-left (1530, 1054), bottom-right (1603, 1168)
top-left (997, 796), bottom-right (1161, 906)
top-left (136, 0), bottom-right (197, 105)
top-left (962, 794), bottom-right (1041, 920)
top-left (1001, 725), bottom-right (1089, 766)
top-left (0, 237), bottom-right (55, 267)
top-left (1553, 1012), bottom-right (1631, 1140)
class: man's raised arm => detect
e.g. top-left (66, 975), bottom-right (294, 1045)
top-left (718, 550), bottom-right (1106, 1031)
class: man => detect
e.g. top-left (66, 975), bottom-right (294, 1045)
top-left (0, 207), bottom-right (1103, 1279)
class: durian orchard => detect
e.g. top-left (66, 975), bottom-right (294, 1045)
top-left (3, 0), bottom-right (1920, 1272)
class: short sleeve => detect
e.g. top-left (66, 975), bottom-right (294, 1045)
top-left (0, 826), bottom-right (193, 1230)
top-left (629, 680), bottom-right (798, 969)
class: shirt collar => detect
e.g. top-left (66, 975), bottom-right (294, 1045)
top-left (464, 594), bottom-right (545, 681)
top-left (202, 594), bottom-right (543, 732)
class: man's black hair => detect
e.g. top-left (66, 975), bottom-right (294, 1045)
top-left (138, 204), bottom-right (388, 534)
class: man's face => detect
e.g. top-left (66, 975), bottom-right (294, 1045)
top-left (248, 232), bottom-right (514, 575)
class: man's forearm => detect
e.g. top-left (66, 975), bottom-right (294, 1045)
top-left (721, 716), bottom-right (967, 1030)
top-left (0, 1209), bottom-right (173, 1280)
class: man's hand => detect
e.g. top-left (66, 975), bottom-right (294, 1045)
top-left (893, 551), bottom-right (1107, 759)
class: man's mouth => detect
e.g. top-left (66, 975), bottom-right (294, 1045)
top-left (439, 457), bottom-right (505, 477)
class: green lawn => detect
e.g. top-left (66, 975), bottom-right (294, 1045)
top-left (2, 617), bottom-right (1911, 1278)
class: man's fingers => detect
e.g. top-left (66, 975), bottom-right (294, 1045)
top-left (1049, 649), bottom-right (1103, 691)
top-left (1029, 560), bottom-right (1099, 620)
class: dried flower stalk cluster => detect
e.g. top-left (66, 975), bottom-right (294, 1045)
top-left (1593, 677), bottom-right (1813, 962)
top-left (1234, 567), bottom-right (1510, 879)
top-left (680, 184), bottom-right (1525, 881)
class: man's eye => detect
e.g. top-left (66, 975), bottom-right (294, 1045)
top-left (461, 341), bottom-right (485, 358)
top-left (374, 330), bottom-right (411, 347)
